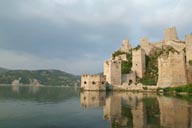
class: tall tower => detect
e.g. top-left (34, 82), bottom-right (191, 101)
top-left (131, 48), bottom-right (146, 78)
top-left (120, 39), bottom-right (132, 53)
top-left (164, 27), bottom-right (179, 42)
top-left (104, 60), bottom-right (122, 85)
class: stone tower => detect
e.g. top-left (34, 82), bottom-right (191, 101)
top-left (164, 27), bottom-right (179, 42)
top-left (120, 39), bottom-right (132, 53)
top-left (157, 52), bottom-right (187, 88)
top-left (104, 60), bottom-right (122, 85)
top-left (131, 48), bottom-right (146, 78)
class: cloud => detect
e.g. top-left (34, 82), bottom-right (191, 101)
top-left (0, 0), bottom-right (192, 74)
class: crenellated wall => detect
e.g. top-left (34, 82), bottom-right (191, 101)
top-left (81, 74), bottom-right (106, 91)
top-left (164, 27), bottom-right (179, 42)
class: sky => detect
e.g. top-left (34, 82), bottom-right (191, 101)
top-left (0, 0), bottom-right (192, 75)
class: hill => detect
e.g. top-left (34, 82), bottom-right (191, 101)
top-left (0, 68), bottom-right (9, 74)
top-left (0, 68), bottom-right (80, 86)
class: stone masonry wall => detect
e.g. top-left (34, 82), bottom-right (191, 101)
top-left (185, 34), bottom-right (192, 64)
top-left (157, 52), bottom-right (187, 88)
top-left (81, 74), bottom-right (106, 91)
top-left (115, 54), bottom-right (127, 61)
top-left (122, 72), bottom-right (136, 85)
top-left (120, 39), bottom-right (132, 53)
top-left (132, 48), bottom-right (146, 78)
top-left (140, 37), bottom-right (153, 55)
top-left (164, 27), bottom-right (179, 42)
top-left (104, 60), bottom-right (122, 85)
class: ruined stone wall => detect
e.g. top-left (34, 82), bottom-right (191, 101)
top-left (185, 34), bottom-right (192, 63)
top-left (132, 48), bottom-right (146, 78)
top-left (80, 91), bottom-right (106, 108)
top-left (115, 54), bottom-right (127, 61)
top-left (81, 74), bottom-right (106, 91)
top-left (186, 65), bottom-right (192, 83)
top-left (164, 40), bottom-right (185, 52)
top-left (122, 72), bottom-right (136, 85)
top-left (164, 27), bottom-right (179, 42)
top-left (157, 52), bottom-right (187, 88)
top-left (120, 39), bottom-right (131, 53)
top-left (104, 60), bottom-right (122, 85)
top-left (140, 37), bottom-right (153, 55)
top-left (153, 41), bottom-right (164, 48)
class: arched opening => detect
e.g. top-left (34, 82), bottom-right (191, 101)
top-left (92, 81), bottom-right (96, 85)
top-left (128, 80), bottom-right (133, 85)
top-left (102, 81), bottom-right (105, 84)
top-left (84, 81), bottom-right (87, 84)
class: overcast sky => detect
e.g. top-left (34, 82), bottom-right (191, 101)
top-left (0, 0), bottom-right (192, 75)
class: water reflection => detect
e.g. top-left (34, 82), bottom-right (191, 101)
top-left (80, 91), bottom-right (106, 108)
top-left (0, 86), bottom-right (79, 103)
top-left (81, 92), bottom-right (192, 128)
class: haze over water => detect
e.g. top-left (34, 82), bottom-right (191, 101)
top-left (0, 86), bottom-right (191, 128)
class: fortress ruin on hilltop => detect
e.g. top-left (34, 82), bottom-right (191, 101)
top-left (81, 27), bottom-right (192, 91)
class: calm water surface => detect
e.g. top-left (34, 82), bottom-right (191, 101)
top-left (0, 86), bottom-right (192, 128)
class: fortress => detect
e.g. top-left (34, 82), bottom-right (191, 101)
top-left (81, 27), bottom-right (192, 91)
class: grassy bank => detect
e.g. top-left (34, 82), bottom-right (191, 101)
top-left (162, 83), bottom-right (192, 93)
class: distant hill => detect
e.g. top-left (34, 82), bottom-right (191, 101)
top-left (0, 68), bottom-right (80, 86)
top-left (0, 68), bottom-right (9, 74)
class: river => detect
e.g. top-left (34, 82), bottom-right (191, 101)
top-left (0, 86), bottom-right (191, 128)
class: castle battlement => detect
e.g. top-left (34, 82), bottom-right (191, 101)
top-left (82, 74), bottom-right (104, 78)
top-left (164, 27), bottom-right (179, 42)
top-left (81, 27), bottom-right (192, 90)
top-left (81, 74), bottom-right (106, 91)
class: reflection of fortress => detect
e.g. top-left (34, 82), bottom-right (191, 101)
top-left (80, 92), bottom-right (192, 128)
top-left (103, 93), bottom-right (147, 128)
top-left (80, 91), bottom-right (106, 108)
top-left (158, 96), bottom-right (192, 128)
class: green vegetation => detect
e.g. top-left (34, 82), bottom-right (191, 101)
top-left (0, 68), bottom-right (9, 74)
top-left (142, 97), bottom-right (160, 125)
top-left (122, 61), bottom-right (132, 74)
top-left (0, 69), bottom-right (80, 86)
top-left (143, 86), bottom-right (148, 90)
top-left (139, 46), bottom-right (179, 85)
top-left (163, 83), bottom-right (192, 93)
top-left (121, 105), bottom-right (133, 127)
top-left (112, 50), bottom-right (132, 74)
top-left (132, 45), bottom-right (140, 51)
